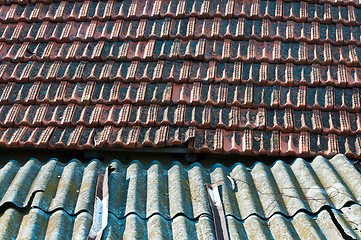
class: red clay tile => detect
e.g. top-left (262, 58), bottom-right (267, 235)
top-left (14, 105), bottom-right (38, 126)
top-left (210, 107), bottom-right (230, 129)
top-left (334, 88), bottom-right (361, 111)
top-left (339, 135), bottom-right (357, 159)
top-left (16, 126), bottom-right (40, 147)
top-left (128, 105), bottom-right (145, 126)
top-left (348, 67), bottom-right (361, 87)
top-left (309, 133), bottom-right (338, 157)
top-left (349, 113), bottom-right (361, 134)
top-left (147, 19), bottom-right (171, 39)
top-left (215, 62), bottom-right (241, 83)
top-left (193, 129), bottom-right (223, 153)
top-left (68, 126), bottom-right (85, 148)
top-left (100, 105), bottom-right (129, 127)
top-left (7, 82), bottom-right (36, 104)
top-left (293, 110), bottom-right (322, 133)
top-left (0, 5), bottom-right (11, 21)
top-left (227, 84), bottom-right (254, 107)
top-left (0, 128), bottom-right (12, 147)
top-left (62, 82), bottom-right (87, 104)
top-left (71, 104), bottom-right (103, 127)
top-left (0, 61), bottom-right (8, 81)
top-left (170, 18), bottom-right (195, 39)
top-left (279, 86), bottom-right (307, 109)
top-left (224, 129), bottom-right (281, 155)
top-left (77, 127), bottom-right (95, 149)
top-left (36, 82), bottom-right (66, 104)
top-left (253, 130), bottom-right (280, 155)
top-left (201, 83), bottom-right (228, 107)
top-left (223, 130), bottom-right (243, 154)
top-left (266, 109), bottom-right (294, 132)
top-left (6, 126), bottom-right (27, 147)
top-left (144, 82), bottom-right (172, 104)
top-left (0, 105), bottom-right (19, 127)
top-left (93, 125), bottom-right (111, 147)
top-left (307, 86), bottom-right (334, 111)
top-left (155, 105), bottom-right (176, 126)
top-left (241, 129), bottom-right (253, 153)
top-left (138, 126), bottom-right (168, 147)
top-left (172, 83), bottom-right (191, 104)
top-left (0, 0), bottom-right (360, 159)
top-left (122, 126), bottom-right (140, 148)
top-left (166, 126), bottom-right (195, 146)
top-left (184, 105), bottom-right (207, 128)
top-left (238, 108), bottom-right (265, 130)
top-left (0, 83), bottom-right (9, 104)
top-left (127, 41), bottom-right (155, 60)
top-left (3, 1), bottom-right (358, 23)
top-left (50, 105), bottom-right (73, 126)
top-left (280, 132), bottom-right (309, 157)
top-left (320, 111), bottom-right (350, 135)
top-left (48, 126), bottom-right (81, 148)
top-left (30, 126), bottom-right (55, 147)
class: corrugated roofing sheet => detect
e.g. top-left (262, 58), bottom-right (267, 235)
top-left (0, 154), bottom-right (360, 239)
top-left (1, 207), bottom-right (360, 240)
top-left (0, 0), bottom-right (361, 158)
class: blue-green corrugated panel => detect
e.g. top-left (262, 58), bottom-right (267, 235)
top-left (0, 206), bottom-right (360, 239)
top-left (0, 155), bottom-right (360, 219)
top-left (0, 154), bottom-right (360, 239)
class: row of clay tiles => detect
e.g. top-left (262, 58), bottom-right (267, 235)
top-left (2, 60), bottom-right (361, 87)
top-left (1, 82), bottom-right (360, 112)
top-left (0, 126), bottom-right (360, 158)
top-left (0, 0), bottom-right (361, 23)
top-left (1, 103), bottom-right (361, 135)
top-left (4, 18), bottom-right (361, 45)
top-left (2, 40), bottom-right (361, 66)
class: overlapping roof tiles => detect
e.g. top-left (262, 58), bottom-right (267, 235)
top-left (0, 154), bottom-right (360, 239)
top-left (0, 0), bottom-right (361, 158)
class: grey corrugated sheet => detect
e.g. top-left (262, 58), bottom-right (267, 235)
top-left (0, 154), bottom-right (360, 239)
top-left (0, 154), bottom-right (360, 219)
top-left (0, 206), bottom-right (360, 240)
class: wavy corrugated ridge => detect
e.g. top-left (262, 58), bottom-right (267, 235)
top-left (0, 203), bottom-right (360, 240)
top-left (0, 154), bottom-right (360, 221)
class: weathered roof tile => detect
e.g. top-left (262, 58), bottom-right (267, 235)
top-left (0, 0), bottom-right (361, 159)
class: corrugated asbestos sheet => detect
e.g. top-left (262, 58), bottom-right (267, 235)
top-left (0, 154), bottom-right (360, 239)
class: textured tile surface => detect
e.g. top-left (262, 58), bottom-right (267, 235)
top-left (0, 0), bottom-right (361, 159)
top-left (0, 154), bottom-right (360, 239)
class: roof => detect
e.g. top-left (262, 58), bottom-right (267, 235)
top-left (0, 154), bottom-right (360, 239)
top-left (0, 0), bottom-right (361, 159)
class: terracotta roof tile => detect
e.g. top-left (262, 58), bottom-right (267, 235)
top-left (0, 124), bottom-right (359, 158)
top-left (0, 0), bottom-right (361, 159)
top-left (2, 81), bottom-right (361, 114)
top-left (3, 60), bottom-right (361, 88)
top-left (1, 0), bottom-right (360, 19)
top-left (5, 18), bottom-right (361, 45)
top-left (4, 101), bottom-right (361, 143)
top-left (5, 40), bottom-right (361, 65)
